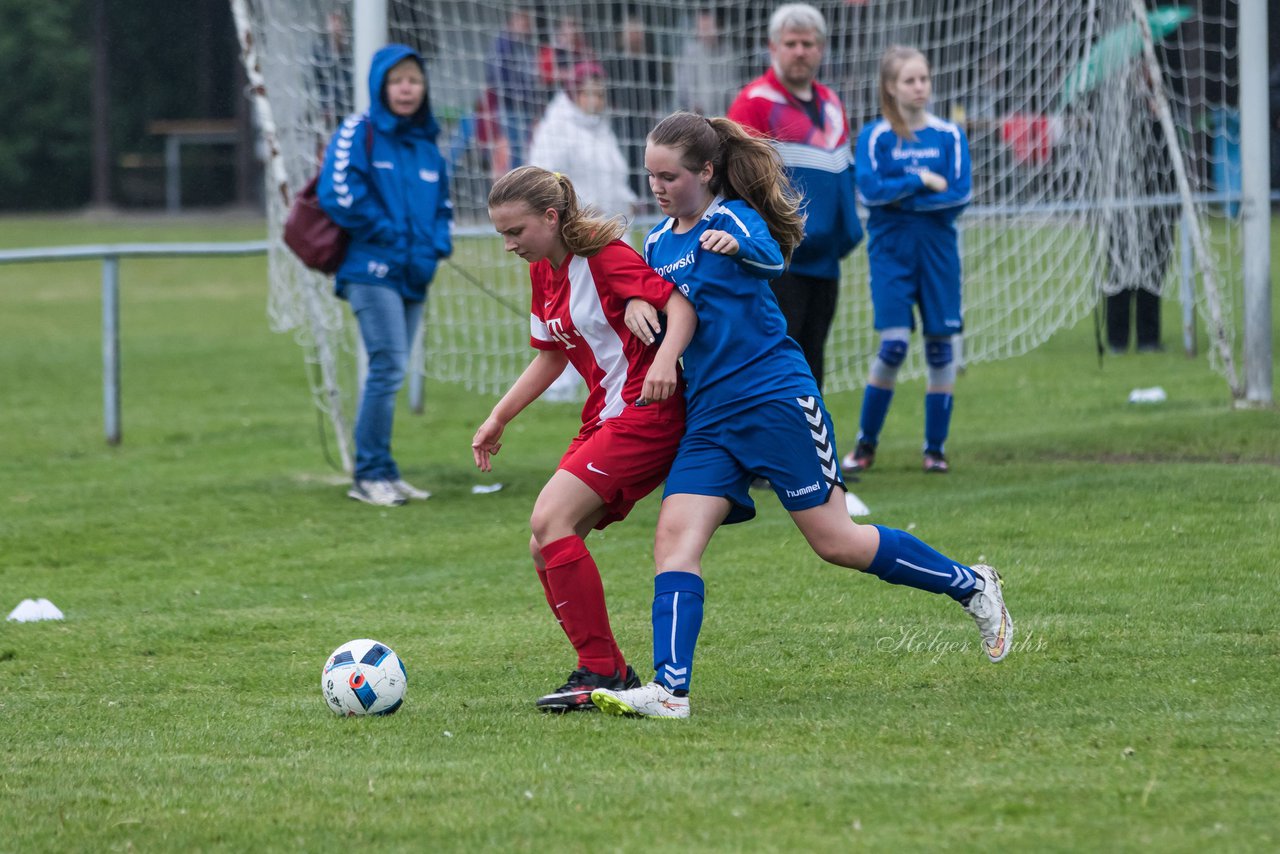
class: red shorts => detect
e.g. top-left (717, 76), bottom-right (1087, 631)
top-left (559, 394), bottom-right (685, 529)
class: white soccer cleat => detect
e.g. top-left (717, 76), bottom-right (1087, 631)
top-left (347, 479), bottom-right (407, 507)
top-left (964, 564), bottom-right (1013, 662)
top-left (392, 478), bottom-right (432, 501)
top-left (591, 681), bottom-right (690, 719)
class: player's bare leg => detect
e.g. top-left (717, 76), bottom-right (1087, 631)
top-left (788, 488), bottom-right (881, 568)
top-left (651, 492), bottom-right (732, 578)
top-left (530, 469), bottom-right (607, 548)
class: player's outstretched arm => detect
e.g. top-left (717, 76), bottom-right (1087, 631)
top-left (641, 290), bottom-right (697, 404)
top-left (472, 349), bottom-right (569, 471)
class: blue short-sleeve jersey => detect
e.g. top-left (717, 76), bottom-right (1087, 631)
top-left (643, 198), bottom-right (817, 425)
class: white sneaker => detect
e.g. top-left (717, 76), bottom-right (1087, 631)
top-left (591, 681), bottom-right (690, 719)
top-left (347, 479), bottom-right (406, 507)
top-left (392, 479), bottom-right (431, 500)
top-left (964, 564), bottom-right (1013, 662)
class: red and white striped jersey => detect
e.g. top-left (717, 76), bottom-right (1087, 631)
top-left (529, 240), bottom-right (675, 428)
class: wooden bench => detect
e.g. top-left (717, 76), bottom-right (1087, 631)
top-left (147, 119), bottom-right (241, 212)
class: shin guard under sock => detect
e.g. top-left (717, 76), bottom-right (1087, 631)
top-left (866, 525), bottom-right (979, 601)
top-left (541, 535), bottom-right (624, 676)
top-left (651, 571), bottom-right (704, 694)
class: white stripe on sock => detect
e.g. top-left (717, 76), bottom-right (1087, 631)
top-left (897, 558), bottom-right (950, 578)
top-left (669, 591), bottom-right (680, 667)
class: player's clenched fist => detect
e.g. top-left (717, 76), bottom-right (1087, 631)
top-left (699, 229), bottom-right (739, 256)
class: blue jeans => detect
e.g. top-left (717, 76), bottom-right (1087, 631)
top-left (346, 283), bottom-right (425, 481)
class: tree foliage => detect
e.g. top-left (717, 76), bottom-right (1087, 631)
top-left (0, 0), bottom-right (242, 211)
top-left (0, 1), bottom-right (92, 210)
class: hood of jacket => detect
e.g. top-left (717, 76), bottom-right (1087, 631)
top-left (368, 43), bottom-right (439, 141)
top-left (542, 90), bottom-right (608, 133)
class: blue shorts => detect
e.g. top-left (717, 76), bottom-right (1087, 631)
top-left (868, 226), bottom-right (963, 337)
top-left (663, 396), bottom-right (846, 525)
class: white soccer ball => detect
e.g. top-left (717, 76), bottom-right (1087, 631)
top-left (320, 638), bottom-right (407, 716)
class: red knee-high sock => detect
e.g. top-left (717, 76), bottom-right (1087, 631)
top-left (539, 535), bottom-right (626, 677)
top-left (534, 563), bottom-right (570, 642)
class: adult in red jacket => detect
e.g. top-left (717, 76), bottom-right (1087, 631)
top-left (727, 3), bottom-right (862, 391)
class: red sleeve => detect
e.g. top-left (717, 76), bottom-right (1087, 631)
top-left (814, 82), bottom-right (850, 147)
top-left (527, 263), bottom-right (558, 351)
top-left (727, 88), bottom-right (769, 138)
top-left (591, 242), bottom-right (673, 305)
top-left (538, 46), bottom-right (558, 87)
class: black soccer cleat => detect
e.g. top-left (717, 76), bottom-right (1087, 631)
top-left (535, 665), bottom-right (641, 713)
top-left (841, 441), bottom-right (877, 473)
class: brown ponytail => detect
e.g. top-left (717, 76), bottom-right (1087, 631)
top-left (647, 111), bottom-right (805, 263)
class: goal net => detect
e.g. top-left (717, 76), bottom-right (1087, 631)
top-left (232, 0), bottom-right (1245, 469)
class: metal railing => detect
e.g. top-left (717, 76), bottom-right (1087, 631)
top-left (0, 241), bottom-right (270, 445)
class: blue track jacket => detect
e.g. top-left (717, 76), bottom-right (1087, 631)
top-left (319, 44), bottom-right (453, 300)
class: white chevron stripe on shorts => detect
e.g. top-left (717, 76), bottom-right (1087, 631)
top-left (796, 396), bottom-right (840, 488)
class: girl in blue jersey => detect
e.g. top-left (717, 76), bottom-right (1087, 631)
top-left (845, 46), bottom-right (972, 475)
top-left (589, 112), bottom-right (1010, 719)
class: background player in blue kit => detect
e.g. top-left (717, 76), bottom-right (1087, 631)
top-left (845, 46), bottom-right (972, 475)
top-left (590, 112), bottom-right (1010, 720)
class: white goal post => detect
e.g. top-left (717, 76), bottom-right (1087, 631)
top-left (232, 0), bottom-right (1264, 469)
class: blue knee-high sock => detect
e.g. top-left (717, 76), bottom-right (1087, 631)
top-left (652, 571), bottom-right (704, 695)
top-left (858, 385), bottom-right (894, 446)
top-left (866, 525), bottom-right (981, 602)
top-left (924, 392), bottom-right (953, 455)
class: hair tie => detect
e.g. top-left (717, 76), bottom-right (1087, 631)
top-left (552, 171), bottom-right (564, 181)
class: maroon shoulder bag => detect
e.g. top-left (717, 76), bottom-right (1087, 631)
top-left (283, 122), bottom-right (374, 274)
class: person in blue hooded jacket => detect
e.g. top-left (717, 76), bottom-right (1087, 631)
top-left (319, 44), bottom-right (453, 507)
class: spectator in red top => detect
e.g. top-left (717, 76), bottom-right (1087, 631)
top-left (727, 3), bottom-right (863, 391)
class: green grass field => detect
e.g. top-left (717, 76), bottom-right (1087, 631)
top-left (1, 213), bottom-right (1278, 852)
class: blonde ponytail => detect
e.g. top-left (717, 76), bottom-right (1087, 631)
top-left (879, 45), bottom-right (928, 141)
top-left (488, 166), bottom-right (625, 257)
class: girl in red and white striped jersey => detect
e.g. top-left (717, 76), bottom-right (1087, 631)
top-left (472, 166), bottom-right (696, 712)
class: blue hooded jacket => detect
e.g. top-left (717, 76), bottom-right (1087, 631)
top-left (318, 44), bottom-right (453, 300)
